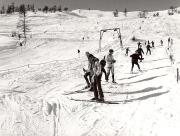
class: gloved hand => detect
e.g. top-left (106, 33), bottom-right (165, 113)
top-left (83, 68), bottom-right (87, 73)
top-left (112, 60), bottom-right (116, 63)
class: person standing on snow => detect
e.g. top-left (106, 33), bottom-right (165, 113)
top-left (83, 52), bottom-right (98, 89)
top-left (160, 40), bottom-right (163, 46)
top-left (125, 47), bottom-right (130, 56)
top-left (170, 38), bottom-right (173, 46)
top-left (78, 49), bottom-right (80, 58)
top-left (91, 59), bottom-right (106, 101)
top-left (106, 49), bottom-right (116, 83)
top-left (136, 45), bottom-right (144, 62)
top-left (151, 41), bottom-right (155, 48)
top-left (130, 51), bottom-right (142, 73)
top-left (146, 43), bottom-right (151, 55)
top-left (168, 37), bottom-right (171, 48)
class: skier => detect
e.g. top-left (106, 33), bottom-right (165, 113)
top-left (136, 45), bottom-right (144, 62)
top-left (137, 42), bottom-right (141, 48)
top-left (125, 47), bottom-right (130, 56)
top-left (160, 40), bottom-right (163, 46)
top-left (151, 41), bottom-right (155, 48)
top-left (170, 38), bottom-right (173, 46)
top-left (146, 43), bottom-right (151, 55)
top-left (168, 37), bottom-right (171, 47)
top-left (106, 49), bottom-right (116, 83)
top-left (144, 41), bottom-right (147, 46)
top-left (78, 49), bottom-right (80, 58)
top-left (91, 59), bottom-right (107, 101)
top-left (130, 51), bottom-right (142, 73)
top-left (169, 54), bottom-right (175, 65)
top-left (83, 52), bottom-right (98, 89)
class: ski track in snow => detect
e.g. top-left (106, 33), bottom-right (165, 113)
top-left (0, 10), bottom-right (180, 136)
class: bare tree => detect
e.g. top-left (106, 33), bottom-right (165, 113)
top-left (17, 4), bottom-right (30, 39)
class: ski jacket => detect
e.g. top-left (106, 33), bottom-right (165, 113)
top-left (146, 45), bottom-right (151, 49)
top-left (130, 53), bottom-right (141, 63)
top-left (106, 54), bottom-right (116, 68)
top-left (87, 54), bottom-right (98, 73)
top-left (93, 61), bottom-right (102, 76)
top-left (136, 48), bottom-right (144, 55)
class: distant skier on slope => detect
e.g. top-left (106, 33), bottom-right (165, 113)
top-left (160, 40), bottom-right (163, 46)
top-left (91, 58), bottom-right (107, 102)
top-left (169, 54), bottom-right (175, 65)
top-left (78, 49), bottom-right (80, 58)
top-left (125, 47), bottom-right (130, 56)
top-left (146, 43), bottom-right (151, 55)
top-left (151, 41), bottom-right (155, 48)
top-left (83, 52), bottom-right (98, 89)
top-left (168, 37), bottom-right (171, 48)
top-left (170, 38), bottom-right (173, 46)
top-left (137, 42), bottom-right (141, 48)
top-left (105, 49), bottom-right (116, 83)
top-left (130, 51), bottom-right (142, 73)
top-left (136, 45), bottom-right (144, 62)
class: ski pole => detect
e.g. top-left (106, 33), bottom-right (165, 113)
top-left (177, 68), bottom-right (179, 83)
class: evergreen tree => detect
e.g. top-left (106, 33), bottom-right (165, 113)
top-left (43, 6), bottom-right (49, 13)
top-left (1, 6), bottom-right (5, 14)
top-left (6, 5), bottom-right (12, 14)
top-left (64, 7), bottom-right (68, 11)
top-left (58, 5), bottom-right (62, 12)
top-left (52, 5), bottom-right (57, 12)
top-left (11, 3), bottom-right (15, 13)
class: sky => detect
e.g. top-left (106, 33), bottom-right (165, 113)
top-left (0, 0), bottom-right (179, 11)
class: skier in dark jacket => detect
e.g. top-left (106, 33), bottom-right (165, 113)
top-left (125, 47), bottom-right (130, 56)
top-left (151, 41), bottom-right (155, 48)
top-left (91, 59), bottom-right (106, 101)
top-left (146, 43), bottom-right (151, 55)
top-left (130, 51), bottom-right (141, 73)
top-left (160, 40), bottom-right (163, 46)
top-left (168, 37), bottom-right (171, 48)
top-left (136, 45), bottom-right (144, 62)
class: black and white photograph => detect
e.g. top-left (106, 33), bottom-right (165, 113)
top-left (0, 0), bottom-right (180, 135)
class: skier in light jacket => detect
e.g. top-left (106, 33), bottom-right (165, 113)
top-left (106, 49), bottom-right (116, 83)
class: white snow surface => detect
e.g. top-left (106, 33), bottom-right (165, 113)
top-left (0, 10), bottom-right (180, 136)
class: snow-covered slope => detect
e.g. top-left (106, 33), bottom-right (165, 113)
top-left (0, 9), bottom-right (180, 136)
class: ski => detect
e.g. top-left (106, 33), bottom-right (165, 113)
top-left (63, 87), bottom-right (89, 95)
top-left (69, 98), bottom-right (120, 104)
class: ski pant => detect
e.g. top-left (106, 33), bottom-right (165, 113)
top-left (131, 62), bottom-right (140, 71)
top-left (84, 72), bottom-right (92, 87)
top-left (106, 66), bottom-right (114, 77)
top-left (139, 53), bottom-right (143, 59)
top-left (93, 74), bottom-right (104, 99)
top-left (146, 49), bottom-right (151, 55)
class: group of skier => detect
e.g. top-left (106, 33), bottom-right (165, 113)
top-left (126, 40), bottom-right (155, 73)
top-left (82, 37), bottom-right (174, 102)
top-left (83, 49), bottom-right (116, 102)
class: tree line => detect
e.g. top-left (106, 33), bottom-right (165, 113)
top-left (0, 3), bottom-right (68, 14)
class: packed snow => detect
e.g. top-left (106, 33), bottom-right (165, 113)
top-left (0, 9), bottom-right (180, 136)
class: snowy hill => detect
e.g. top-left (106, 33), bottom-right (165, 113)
top-left (0, 9), bottom-right (180, 136)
